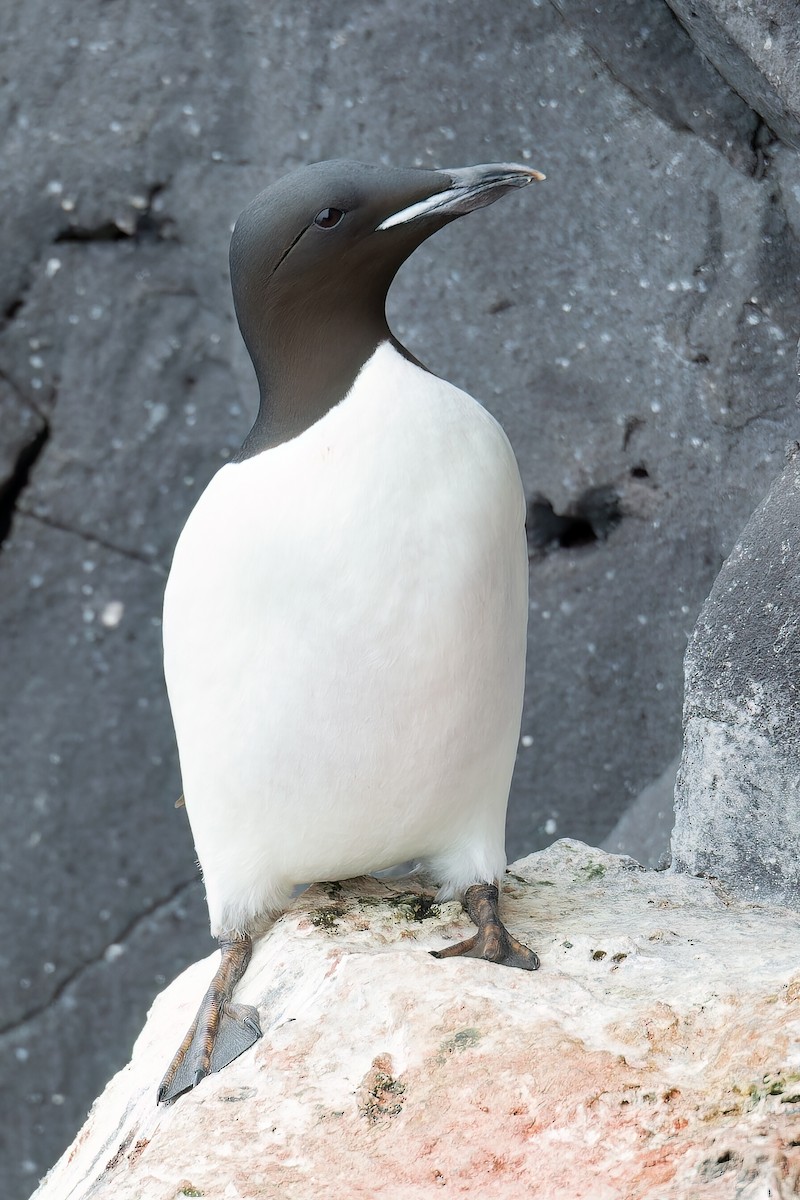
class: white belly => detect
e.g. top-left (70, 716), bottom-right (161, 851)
top-left (163, 342), bottom-right (528, 935)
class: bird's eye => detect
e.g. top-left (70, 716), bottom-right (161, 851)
top-left (314, 207), bottom-right (345, 229)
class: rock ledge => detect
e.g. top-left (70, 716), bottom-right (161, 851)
top-left (33, 841), bottom-right (800, 1199)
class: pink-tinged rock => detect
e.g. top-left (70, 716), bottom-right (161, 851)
top-left (32, 841), bottom-right (800, 1199)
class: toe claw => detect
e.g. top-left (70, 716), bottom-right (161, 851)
top-left (429, 933), bottom-right (479, 961)
top-left (242, 1008), bottom-right (262, 1035)
top-left (504, 944), bottom-right (540, 971)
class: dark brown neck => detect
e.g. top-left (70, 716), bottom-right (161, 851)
top-left (232, 282), bottom-right (392, 459)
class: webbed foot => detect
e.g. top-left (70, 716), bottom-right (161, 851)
top-left (158, 934), bottom-right (262, 1104)
top-left (431, 882), bottom-right (539, 971)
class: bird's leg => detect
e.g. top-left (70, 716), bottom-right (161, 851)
top-left (431, 882), bottom-right (539, 971)
top-left (157, 933), bottom-right (262, 1104)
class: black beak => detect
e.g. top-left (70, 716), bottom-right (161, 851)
top-left (377, 162), bottom-right (545, 231)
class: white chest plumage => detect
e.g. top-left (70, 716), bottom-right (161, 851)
top-left (163, 341), bottom-right (528, 936)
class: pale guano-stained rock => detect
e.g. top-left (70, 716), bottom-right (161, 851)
top-left (32, 841), bottom-right (800, 1200)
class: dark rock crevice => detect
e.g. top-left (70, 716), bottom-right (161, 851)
top-left (3, 296), bottom-right (26, 324)
top-left (527, 485), bottom-right (622, 554)
top-left (54, 184), bottom-right (176, 246)
top-left (15, 507), bottom-right (168, 574)
top-left (749, 117), bottom-right (776, 180)
top-left (0, 422), bottom-right (50, 553)
top-left (0, 874), bottom-right (201, 1041)
top-left (0, 276), bottom-right (36, 337)
top-left (0, 366), bottom-right (48, 423)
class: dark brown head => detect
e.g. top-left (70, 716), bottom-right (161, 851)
top-left (229, 159), bottom-right (544, 455)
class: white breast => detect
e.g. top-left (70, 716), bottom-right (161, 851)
top-left (163, 341), bottom-right (528, 936)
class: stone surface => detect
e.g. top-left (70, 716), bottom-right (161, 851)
top-left (0, 880), bottom-right (208, 1195)
top-left (602, 753), bottom-right (680, 867)
top-left (672, 447), bottom-right (800, 904)
top-left (32, 842), bottom-right (800, 1200)
top-left (552, 0), bottom-right (760, 173)
top-left (4, 3), bottom-right (800, 1196)
top-left (0, 515), bottom-right (209, 1192)
top-left (0, 517), bottom-right (189, 1028)
top-left (667, 0), bottom-right (800, 150)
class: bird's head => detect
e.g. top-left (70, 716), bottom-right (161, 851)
top-left (229, 158), bottom-right (544, 449)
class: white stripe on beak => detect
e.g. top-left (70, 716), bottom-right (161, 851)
top-left (377, 163), bottom-right (545, 231)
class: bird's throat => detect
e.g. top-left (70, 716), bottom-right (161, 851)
top-left (235, 303), bottom-right (390, 458)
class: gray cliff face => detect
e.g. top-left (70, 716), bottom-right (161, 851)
top-left (3, 2), bottom-right (800, 1196)
top-left (672, 447), bottom-right (800, 903)
top-left (666, 0), bottom-right (800, 150)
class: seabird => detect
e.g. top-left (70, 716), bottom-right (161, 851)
top-left (158, 158), bottom-right (545, 1104)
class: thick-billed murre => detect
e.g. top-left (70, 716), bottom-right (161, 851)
top-left (158, 158), bottom-right (545, 1104)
